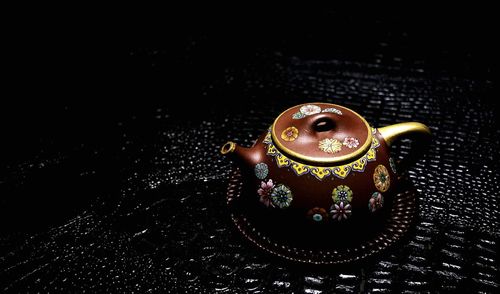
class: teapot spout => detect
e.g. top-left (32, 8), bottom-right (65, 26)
top-left (220, 141), bottom-right (262, 170)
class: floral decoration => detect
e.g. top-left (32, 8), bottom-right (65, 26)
top-left (319, 138), bottom-right (342, 154)
top-left (262, 128), bottom-right (381, 180)
top-left (368, 192), bottom-right (384, 212)
top-left (254, 162), bottom-right (269, 179)
top-left (332, 185), bottom-right (353, 204)
top-left (292, 112), bottom-right (306, 119)
top-left (342, 137), bottom-right (359, 149)
top-left (270, 184), bottom-right (293, 208)
top-left (257, 179), bottom-right (275, 207)
top-left (373, 164), bottom-right (390, 192)
top-left (307, 207), bottom-right (328, 222)
top-left (330, 202), bottom-right (351, 221)
top-left (321, 107), bottom-right (342, 115)
top-left (300, 104), bottom-right (322, 116)
top-left (281, 126), bottom-right (299, 142)
top-left (292, 104), bottom-right (343, 119)
top-left (389, 157), bottom-right (397, 174)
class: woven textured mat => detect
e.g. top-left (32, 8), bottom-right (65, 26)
top-left (0, 20), bottom-right (498, 292)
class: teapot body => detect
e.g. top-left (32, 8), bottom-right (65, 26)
top-left (221, 103), bottom-right (429, 248)
top-left (237, 128), bottom-right (395, 245)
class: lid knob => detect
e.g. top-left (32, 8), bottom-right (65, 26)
top-left (311, 115), bottom-right (337, 133)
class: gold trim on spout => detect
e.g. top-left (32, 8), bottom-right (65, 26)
top-left (221, 141), bottom-right (236, 155)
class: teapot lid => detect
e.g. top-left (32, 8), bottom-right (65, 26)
top-left (271, 103), bottom-right (372, 165)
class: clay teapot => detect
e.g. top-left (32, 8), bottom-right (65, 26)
top-left (221, 103), bottom-right (430, 249)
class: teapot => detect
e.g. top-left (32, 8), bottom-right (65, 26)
top-left (221, 103), bottom-right (430, 251)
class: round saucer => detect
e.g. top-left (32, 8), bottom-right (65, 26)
top-left (226, 168), bottom-right (417, 265)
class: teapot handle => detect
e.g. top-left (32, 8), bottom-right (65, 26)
top-left (378, 122), bottom-right (431, 172)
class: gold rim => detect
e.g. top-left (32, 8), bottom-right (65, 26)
top-left (271, 102), bottom-right (372, 164)
top-left (220, 141), bottom-right (236, 155)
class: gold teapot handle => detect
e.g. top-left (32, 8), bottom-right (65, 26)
top-left (378, 122), bottom-right (431, 146)
top-left (378, 122), bottom-right (431, 172)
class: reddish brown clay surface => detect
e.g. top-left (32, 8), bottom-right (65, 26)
top-left (227, 103), bottom-right (398, 246)
top-left (272, 103), bottom-right (370, 162)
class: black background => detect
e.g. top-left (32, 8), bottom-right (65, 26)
top-left (1, 8), bottom-right (498, 292)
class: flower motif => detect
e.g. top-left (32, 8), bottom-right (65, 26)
top-left (373, 164), bottom-right (390, 192)
top-left (281, 126), bottom-right (299, 142)
top-left (321, 107), bottom-right (342, 115)
top-left (319, 138), bottom-right (342, 154)
top-left (270, 184), bottom-right (293, 208)
top-left (368, 192), bottom-right (384, 212)
top-left (332, 185), bottom-right (353, 204)
top-left (389, 157), bottom-right (397, 174)
top-left (254, 162), bottom-right (269, 179)
top-left (342, 137), bottom-right (359, 149)
top-left (330, 202), bottom-right (351, 221)
top-left (257, 179), bottom-right (275, 207)
top-left (307, 207), bottom-right (328, 222)
top-left (300, 104), bottom-right (321, 116)
top-left (292, 111), bottom-right (306, 119)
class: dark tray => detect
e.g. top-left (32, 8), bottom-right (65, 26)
top-left (227, 168), bottom-right (417, 265)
